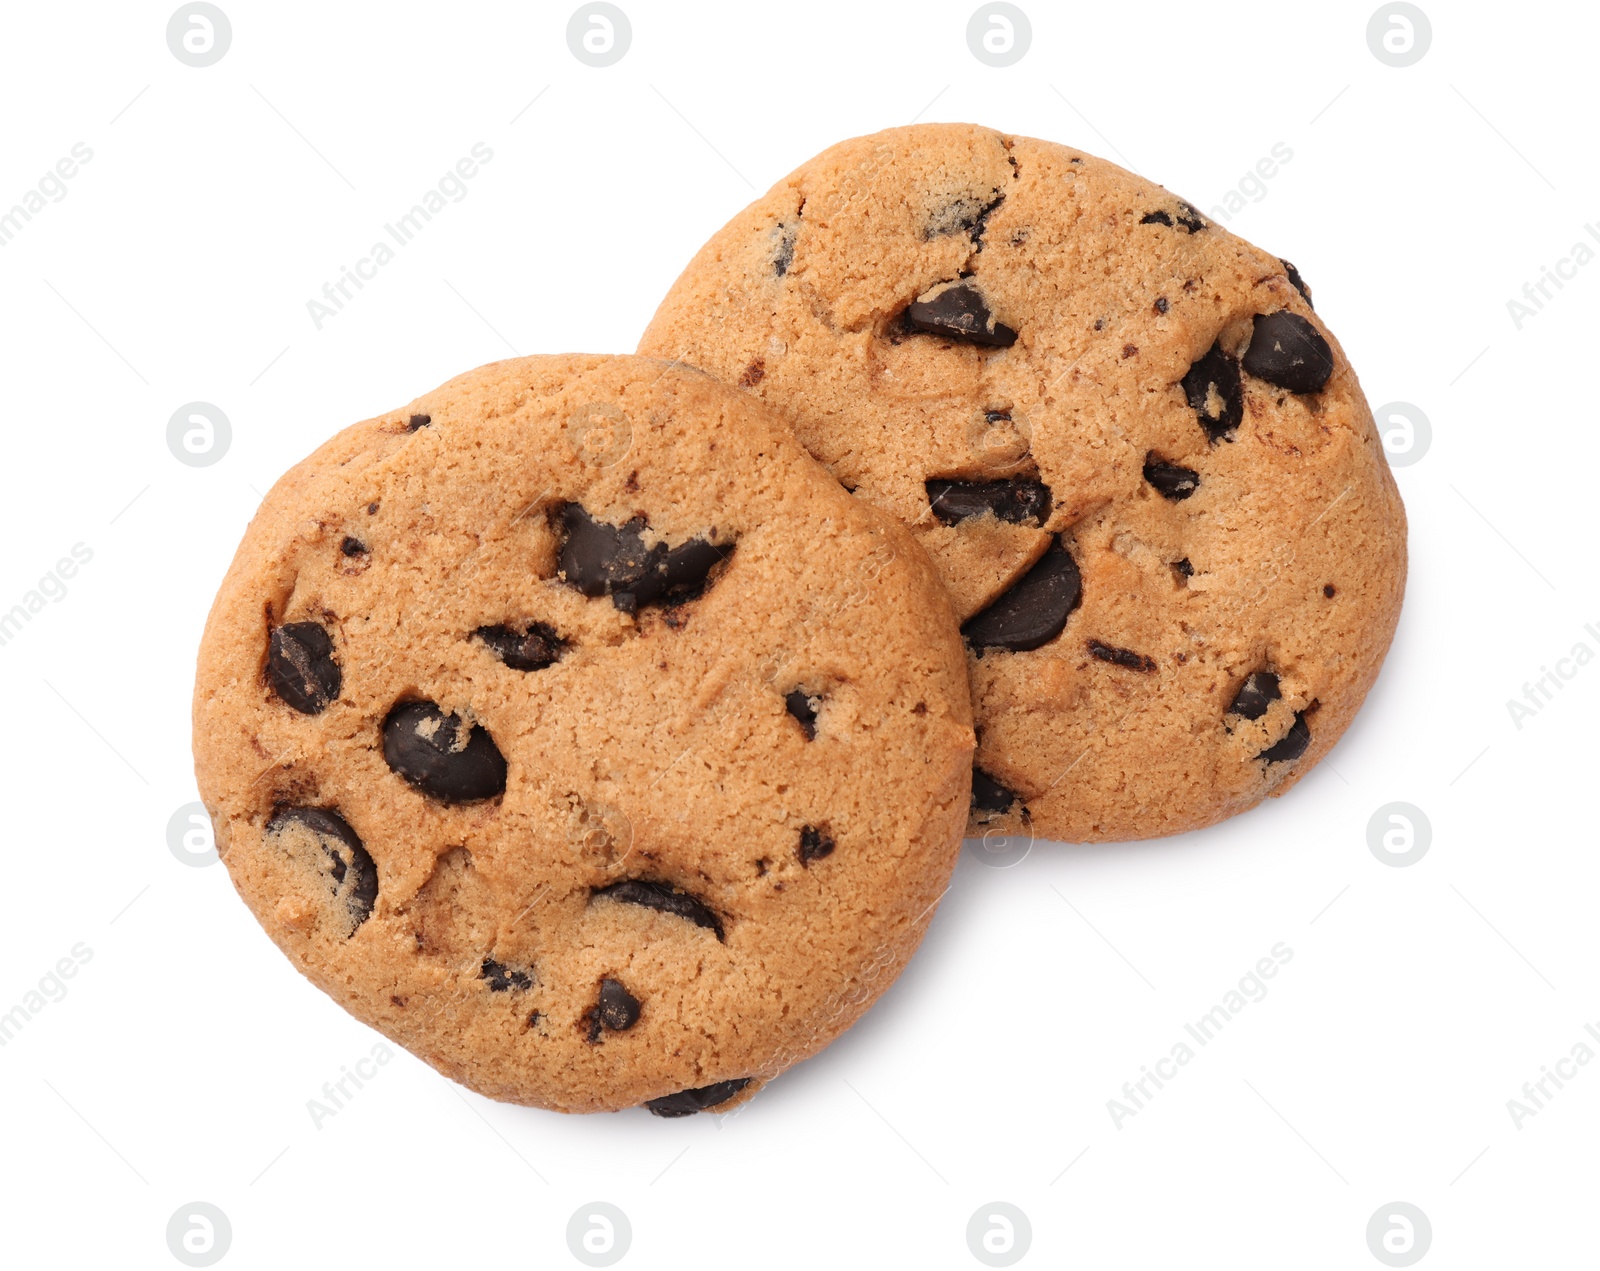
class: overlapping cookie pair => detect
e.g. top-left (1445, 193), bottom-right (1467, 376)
top-left (192, 124), bottom-right (1404, 1116)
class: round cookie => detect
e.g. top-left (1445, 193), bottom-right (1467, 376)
top-left (192, 354), bottom-right (974, 1115)
top-left (639, 123), bottom-right (1406, 843)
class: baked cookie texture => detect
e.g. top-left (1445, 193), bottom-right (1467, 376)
top-left (192, 354), bottom-right (974, 1115)
top-left (639, 123), bottom-right (1406, 843)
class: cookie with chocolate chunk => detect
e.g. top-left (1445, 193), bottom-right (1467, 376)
top-left (639, 123), bottom-right (1406, 843)
top-left (192, 354), bottom-right (973, 1113)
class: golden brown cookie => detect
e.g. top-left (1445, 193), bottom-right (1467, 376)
top-left (192, 354), bottom-right (973, 1114)
top-left (639, 123), bottom-right (1406, 843)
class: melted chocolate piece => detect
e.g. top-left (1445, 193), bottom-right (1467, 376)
top-left (1242, 311), bottom-right (1334, 393)
top-left (1088, 640), bottom-right (1156, 673)
top-left (588, 977), bottom-right (641, 1040)
top-left (1228, 671), bottom-right (1281, 721)
top-left (1141, 202), bottom-right (1205, 233)
top-left (785, 689), bottom-right (819, 740)
top-left (926, 192), bottom-right (1006, 245)
top-left (592, 879), bottom-right (725, 941)
top-left (1181, 341), bottom-right (1244, 441)
top-left (475, 622), bottom-right (565, 671)
top-left (773, 223), bottom-right (797, 277)
top-left (1280, 259), bottom-right (1313, 308)
top-left (382, 701), bottom-right (507, 803)
top-left (1143, 455), bottom-right (1199, 501)
top-left (1260, 712), bottom-right (1311, 763)
top-left (904, 282), bottom-right (1017, 347)
top-left (480, 958), bottom-right (533, 991)
top-left (925, 477), bottom-right (1052, 526)
top-left (558, 504), bottom-right (732, 612)
top-left (971, 768), bottom-right (1020, 815)
top-left (962, 538), bottom-right (1082, 652)
top-left (798, 825), bottom-right (835, 865)
top-left (645, 1077), bottom-right (753, 1117)
top-left (268, 622), bottom-right (341, 715)
top-left (266, 807), bottom-right (377, 934)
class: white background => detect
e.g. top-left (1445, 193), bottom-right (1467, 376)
top-left (1, 1), bottom-right (1595, 1266)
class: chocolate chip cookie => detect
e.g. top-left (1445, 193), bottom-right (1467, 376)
top-left (192, 354), bottom-right (974, 1114)
top-left (639, 123), bottom-right (1406, 843)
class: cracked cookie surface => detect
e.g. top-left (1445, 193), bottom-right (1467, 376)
top-left (192, 354), bottom-right (973, 1113)
top-left (639, 123), bottom-right (1407, 842)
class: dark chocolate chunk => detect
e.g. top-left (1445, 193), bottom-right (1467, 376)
top-left (1260, 711), bottom-right (1311, 763)
top-left (1088, 640), bottom-right (1156, 673)
top-left (968, 194), bottom-right (1005, 246)
top-left (475, 622), bottom-right (565, 672)
top-left (798, 825), bottom-right (835, 865)
top-left (1142, 203), bottom-right (1204, 233)
top-left (1324, 584), bottom-right (1336, 598)
top-left (1143, 455), bottom-right (1200, 501)
top-left (773, 223), bottom-right (797, 277)
top-left (785, 689), bottom-right (819, 740)
top-left (1228, 671), bottom-right (1281, 721)
top-left (593, 879), bottom-right (725, 941)
top-left (1242, 311), bottom-right (1333, 394)
top-left (925, 193), bottom-right (1006, 245)
top-left (407, 414), bottom-right (431, 430)
top-left (1280, 259), bottom-right (1313, 308)
top-left (962, 537), bottom-right (1082, 652)
top-left (340, 536), bottom-right (367, 557)
top-left (480, 957), bottom-right (533, 992)
top-left (1173, 557), bottom-right (1194, 578)
top-left (645, 1077), bottom-right (753, 1117)
top-left (382, 701), bottom-right (507, 803)
top-left (558, 503), bottom-right (732, 612)
top-left (588, 977), bottom-right (641, 1040)
top-left (1182, 341), bottom-right (1244, 441)
top-left (268, 622), bottom-right (342, 715)
top-left (266, 807), bottom-right (377, 934)
top-left (925, 477), bottom-right (1052, 526)
top-left (971, 768), bottom-right (1019, 814)
top-left (1154, 297), bottom-right (1169, 314)
top-left (904, 283), bottom-right (1017, 347)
